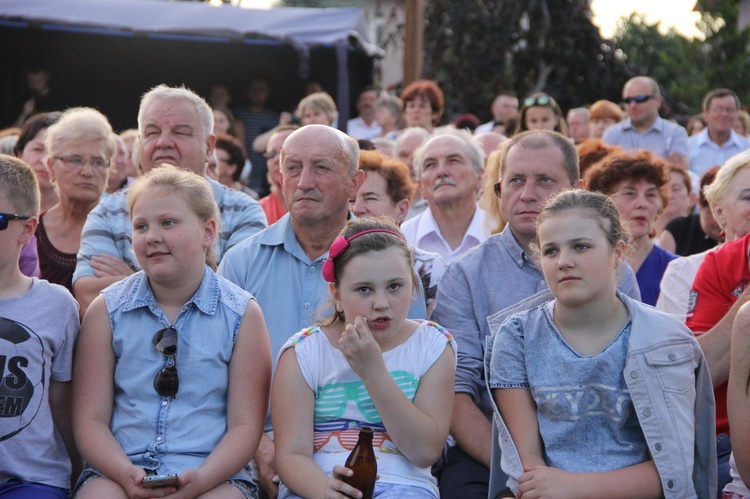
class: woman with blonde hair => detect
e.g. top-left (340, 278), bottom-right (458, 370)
top-left (37, 107), bottom-right (115, 292)
top-left (478, 147), bottom-right (506, 235)
top-left (73, 165), bottom-right (271, 498)
top-left (297, 92), bottom-right (338, 126)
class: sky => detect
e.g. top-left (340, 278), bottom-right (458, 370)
top-left (590, 0), bottom-right (703, 39)
top-left (236, 0), bottom-right (705, 40)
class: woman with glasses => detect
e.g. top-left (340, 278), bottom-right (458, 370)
top-left (36, 107), bottom-right (115, 292)
top-left (513, 92), bottom-right (568, 136)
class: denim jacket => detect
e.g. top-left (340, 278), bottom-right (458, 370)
top-left (485, 292), bottom-right (717, 499)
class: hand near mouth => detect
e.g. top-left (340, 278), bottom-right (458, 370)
top-left (339, 315), bottom-right (386, 379)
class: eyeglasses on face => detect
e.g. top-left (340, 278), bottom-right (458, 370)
top-left (54, 155), bottom-right (110, 170)
top-left (0, 212), bottom-right (30, 231)
top-left (710, 105), bottom-right (738, 114)
top-left (524, 95), bottom-right (552, 108)
top-left (153, 326), bottom-right (179, 398)
top-left (622, 94), bottom-right (655, 105)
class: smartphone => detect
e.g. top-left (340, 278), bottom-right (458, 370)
top-left (142, 473), bottom-right (179, 489)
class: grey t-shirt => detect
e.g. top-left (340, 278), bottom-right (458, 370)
top-left (489, 301), bottom-right (648, 472)
top-left (0, 279), bottom-right (79, 488)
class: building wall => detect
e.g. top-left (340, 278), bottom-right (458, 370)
top-left (740, 0), bottom-right (750, 31)
top-left (359, 0), bottom-right (405, 90)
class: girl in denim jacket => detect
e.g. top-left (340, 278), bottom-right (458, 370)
top-left (488, 189), bottom-right (715, 498)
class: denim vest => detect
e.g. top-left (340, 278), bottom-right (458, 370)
top-left (101, 267), bottom-right (253, 479)
top-left (485, 292), bottom-right (717, 499)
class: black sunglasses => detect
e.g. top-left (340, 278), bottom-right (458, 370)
top-left (0, 212), bottom-right (30, 231)
top-left (524, 95), bottom-right (552, 108)
top-left (153, 326), bottom-right (179, 398)
top-left (622, 94), bottom-right (655, 105)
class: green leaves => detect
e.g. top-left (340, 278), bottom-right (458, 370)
top-left (423, 0), bottom-right (631, 120)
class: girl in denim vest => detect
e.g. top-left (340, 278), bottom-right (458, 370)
top-left (72, 165), bottom-right (271, 499)
top-left (488, 189), bottom-right (715, 498)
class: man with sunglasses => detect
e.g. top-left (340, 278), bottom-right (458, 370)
top-left (432, 130), bottom-right (641, 499)
top-left (688, 88), bottom-right (750, 176)
top-left (602, 76), bottom-right (689, 167)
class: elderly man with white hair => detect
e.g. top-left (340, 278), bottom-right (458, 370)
top-left (399, 127), bottom-right (488, 263)
top-left (73, 84), bottom-right (267, 316)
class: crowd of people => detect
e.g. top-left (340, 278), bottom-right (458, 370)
top-left (2, 72), bottom-right (750, 499)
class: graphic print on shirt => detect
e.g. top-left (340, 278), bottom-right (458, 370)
top-left (0, 317), bottom-right (45, 441)
top-left (313, 420), bottom-right (395, 454)
top-left (312, 371), bottom-right (420, 456)
top-left (534, 383), bottom-right (632, 422)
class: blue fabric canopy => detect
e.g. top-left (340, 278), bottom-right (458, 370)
top-left (0, 0), bottom-right (383, 129)
top-left (0, 0), bottom-right (381, 52)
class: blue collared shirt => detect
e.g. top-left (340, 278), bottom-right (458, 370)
top-left (602, 116), bottom-right (689, 159)
top-left (688, 128), bottom-right (750, 176)
top-left (218, 213), bottom-right (429, 372)
top-left (431, 226), bottom-right (641, 419)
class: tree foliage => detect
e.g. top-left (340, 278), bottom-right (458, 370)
top-left (422, 0), bottom-right (634, 120)
top-left (614, 2), bottom-right (750, 112)
top-left (264, 0), bottom-right (750, 118)
top-left (696, 0), bottom-right (750, 107)
top-left (614, 14), bottom-right (708, 113)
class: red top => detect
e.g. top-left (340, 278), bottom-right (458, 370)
top-left (686, 233), bottom-right (750, 435)
top-left (259, 191), bottom-right (287, 226)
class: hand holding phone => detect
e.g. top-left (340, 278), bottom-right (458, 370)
top-left (142, 473), bottom-right (179, 489)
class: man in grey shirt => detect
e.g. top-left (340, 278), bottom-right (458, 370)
top-left (432, 130), bottom-right (641, 499)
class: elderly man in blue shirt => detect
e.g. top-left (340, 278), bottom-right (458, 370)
top-left (219, 124), bottom-right (431, 498)
top-left (432, 130), bottom-right (642, 499)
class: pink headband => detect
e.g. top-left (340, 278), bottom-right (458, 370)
top-left (322, 229), bottom-right (404, 283)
